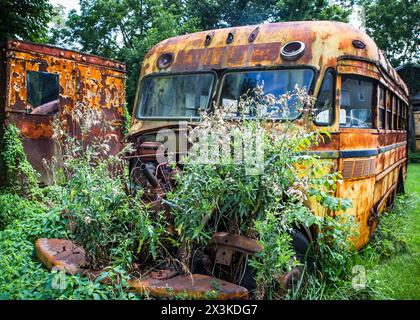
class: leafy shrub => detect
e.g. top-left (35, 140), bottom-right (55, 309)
top-left (0, 193), bottom-right (136, 299)
top-left (1, 124), bottom-right (40, 196)
top-left (167, 87), bottom-right (354, 298)
top-left (46, 102), bottom-right (163, 270)
top-left (369, 195), bottom-right (412, 258)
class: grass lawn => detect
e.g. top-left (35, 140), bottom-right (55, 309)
top-left (364, 163), bottom-right (420, 299)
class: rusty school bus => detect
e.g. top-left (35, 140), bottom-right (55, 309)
top-left (35, 21), bottom-right (409, 299)
top-left (127, 21), bottom-right (409, 297)
top-left (0, 40), bottom-right (127, 185)
top-left (129, 21), bottom-right (409, 250)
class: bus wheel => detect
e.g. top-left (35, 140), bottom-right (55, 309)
top-left (278, 230), bottom-right (315, 290)
top-left (396, 170), bottom-right (405, 195)
top-left (239, 230), bottom-right (315, 294)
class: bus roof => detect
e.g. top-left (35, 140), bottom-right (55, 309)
top-left (141, 21), bottom-right (408, 96)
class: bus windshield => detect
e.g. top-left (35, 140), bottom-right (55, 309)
top-left (137, 73), bottom-right (215, 119)
top-left (220, 68), bottom-right (314, 119)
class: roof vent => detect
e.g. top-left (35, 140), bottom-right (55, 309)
top-left (226, 32), bottom-right (234, 44)
top-left (248, 27), bottom-right (260, 43)
top-left (204, 33), bottom-right (213, 46)
top-left (157, 53), bottom-right (174, 69)
top-left (352, 39), bottom-right (366, 49)
top-left (280, 41), bottom-right (305, 61)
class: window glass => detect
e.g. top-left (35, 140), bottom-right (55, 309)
top-left (378, 85), bottom-right (385, 129)
top-left (386, 91), bottom-right (392, 129)
top-left (403, 103), bottom-right (408, 130)
top-left (220, 69), bottom-right (314, 119)
top-left (27, 71), bottom-right (59, 115)
top-left (314, 70), bottom-right (334, 125)
top-left (137, 73), bottom-right (215, 119)
top-left (393, 96), bottom-right (397, 130)
top-left (340, 76), bottom-right (373, 128)
top-left (398, 99), bottom-right (402, 129)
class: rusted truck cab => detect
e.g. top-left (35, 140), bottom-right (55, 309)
top-left (0, 40), bottom-right (126, 185)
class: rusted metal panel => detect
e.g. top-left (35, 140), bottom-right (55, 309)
top-left (6, 40), bottom-right (126, 72)
top-left (129, 22), bottom-right (410, 257)
top-left (35, 238), bottom-right (249, 300)
top-left (1, 40), bottom-right (126, 185)
top-left (336, 175), bottom-right (376, 248)
top-left (130, 273), bottom-right (248, 299)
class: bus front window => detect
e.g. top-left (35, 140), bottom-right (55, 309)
top-left (137, 72), bottom-right (215, 119)
top-left (220, 69), bottom-right (314, 119)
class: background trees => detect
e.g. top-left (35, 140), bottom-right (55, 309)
top-left (1, 0), bottom-right (418, 109)
top-left (360, 0), bottom-right (420, 66)
top-left (46, 0), bottom-right (352, 108)
top-left (0, 0), bottom-right (53, 43)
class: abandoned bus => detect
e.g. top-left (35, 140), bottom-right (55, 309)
top-left (35, 21), bottom-right (410, 299)
top-left (130, 21), bottom-right (409, 251)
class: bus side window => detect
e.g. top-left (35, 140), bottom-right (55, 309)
top-left (398, 99), bottom-right (402, 130)
top-left (314, 70), bottom-right (334, 125)
top-left (340, 76), bottom-right (373, 128)
top-left (378, 85), bottom-right (385, 129)
top-left (393, 95), bottom-right (397, 130)
top-left (27, 71), bottom-right (60, 116)
top-left (386, 90), bottom-right (392, 130)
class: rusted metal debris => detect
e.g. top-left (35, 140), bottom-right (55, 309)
top-left (0, 40), bottom-right (126, 185)
top-left (208, 232), bottom-right (262, 266)
top-left (35, 238), bottom-right (249, 299)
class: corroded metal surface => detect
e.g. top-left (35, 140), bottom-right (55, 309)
top-left (35, 238), bottom-right (87, 275)
top-left (208, 232), bottom-right (263, 255)
top-left (130, 273), bottom-right (248, 299)
top-left (1, 40), bottom-right (126, 184)
top-left (35, 238), bottom-right (249, 300)
top-left (130, 21), bottom-right (410, 251)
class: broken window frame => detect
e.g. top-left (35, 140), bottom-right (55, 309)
top-left (26, 70), bottom-right (60, 116)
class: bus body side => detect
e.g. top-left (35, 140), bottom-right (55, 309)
top-left (309, 58), bottom-right (409, 249)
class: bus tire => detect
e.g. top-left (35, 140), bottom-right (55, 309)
top-left (290, 230), bottom-right (315, 272)
top-left (396, 170), bottom-right (405, 195)
top-left (239, 230), bottom-right (315, 293)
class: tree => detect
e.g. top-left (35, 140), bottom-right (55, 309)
top-left (360, 0), bottom-right (420, 66)
top-left (273, 0), bottom-right (351, 22)
top-left (0, 0), bottom-right (52, 44)
top-left (184, 0), bottom-right (350, 30)
top-left (52, 0), bottom-right (351, 109)
top-left (184, 0), bottom-right (278, 29)
top-left (51, 0), bottom-right (199, 108)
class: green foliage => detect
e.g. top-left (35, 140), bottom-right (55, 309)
top-left (369, 196), bottom-right (411, 259)
top-left (408, 151), bottom-right (420, 163)
top-left (123, 104), bottom-right (132, 136)
top-left (47, 102), bottom-right (166, 270)
top-left (0, 192), bottom-right (136, 299)
top-left (274, 0), bottom-right (351, 22)
top-left (360, 0), bottom-right (420, 66)
top-left (1, 124), bottom-right (40, 196)
top-left (167, 88), bottom-right (354, 297)
top-left (49, 0), bottom-right (350, 109)
top-left (62, 159), bottom-right (165, 269)
top-left (0, 0), bottom-right (52, 43)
